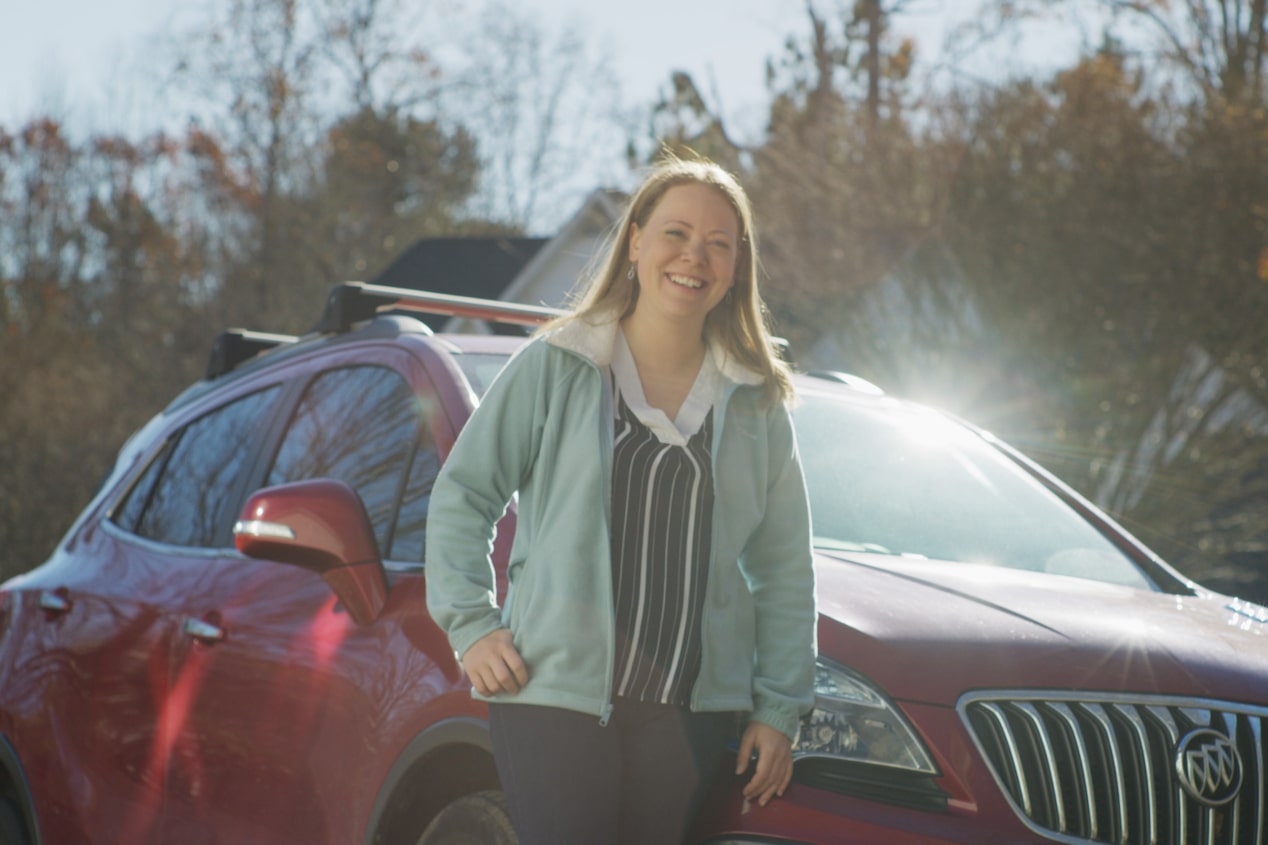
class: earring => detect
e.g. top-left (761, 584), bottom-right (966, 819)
top-left (627, 265), bottom-right (636, 281)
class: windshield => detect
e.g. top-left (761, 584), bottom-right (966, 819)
top-left (794, 388), bottom-right (1152, 589)
top-left (453, 352), bottom-right (515, 397)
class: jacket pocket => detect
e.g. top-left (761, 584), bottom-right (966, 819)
top-left (506, 564), bottom-right (536, 642)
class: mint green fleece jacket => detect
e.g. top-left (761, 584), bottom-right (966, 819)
top-left (424, 315), bottom-right (817, 739)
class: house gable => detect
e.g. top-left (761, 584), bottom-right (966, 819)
top-left (369, 236), bottom-right (548, 332)
top-left (444, 189), bottom-right (626, 333)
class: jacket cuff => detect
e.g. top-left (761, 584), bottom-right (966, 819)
top-left (449, 615), bottom-right (506, 660)
top-left (749, 701), bottom-right (804, 743)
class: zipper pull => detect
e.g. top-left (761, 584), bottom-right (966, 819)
top-left (599, 702), bottom-right (614, 727)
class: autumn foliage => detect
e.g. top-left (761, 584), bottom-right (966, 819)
top-left (3, 0), bottom-right (1268, 604)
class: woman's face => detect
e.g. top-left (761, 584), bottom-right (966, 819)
top-left (627, 182), bottom-right (740, 329)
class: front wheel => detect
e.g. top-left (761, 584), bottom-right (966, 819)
top-left (416, 790), bottom-right (517, 845)
top-left (0, 796), bottom-right (30, 845)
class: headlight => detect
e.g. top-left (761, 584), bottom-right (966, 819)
top-left (793, 659), bottom-right (937, 774)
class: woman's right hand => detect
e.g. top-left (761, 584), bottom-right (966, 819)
top-left (461, 628), bottom-right (529, 696)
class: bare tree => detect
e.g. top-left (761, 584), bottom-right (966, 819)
top-left (440, 1), bottom-right (629, 231)
top-left (1107, 0), bottom-right (1268, 101)
top-left (171, 0), bottom-right (322, 322)
top-left (969, 0), bottom-right (1268, 103)
top-left (313, 0), bottom-right (445, 112)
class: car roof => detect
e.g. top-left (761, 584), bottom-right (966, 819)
top-left (193, 282), bottom-right (895, 411)
top-left (435, 333), bottom-right (531, 355)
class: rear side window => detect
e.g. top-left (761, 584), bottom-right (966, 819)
top-left (265, 366), bottom-right (439, 560)
top-left (112, 439), bottom-right (175, 533)
top-left (116, 387), bottom-right (281, 548)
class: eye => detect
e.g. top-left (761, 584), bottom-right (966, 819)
top-left (709, 239), bottom-right (733, 251)
top-left (666, 228), bottom-right (686, 238)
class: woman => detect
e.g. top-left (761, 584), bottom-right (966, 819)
top-left (425, 155), bottom-right (816, 845)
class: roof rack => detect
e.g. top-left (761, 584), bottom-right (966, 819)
top-left (206, 329), bottom-right (299, 380)
top-left (316, 281), bottom-right (565, 334)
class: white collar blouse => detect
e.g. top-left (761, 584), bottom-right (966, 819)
top-left (610, 327), bottom-right (724, 447)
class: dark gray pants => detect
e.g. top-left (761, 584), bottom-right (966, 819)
top-left (488, 699), bottom-right (735, 845)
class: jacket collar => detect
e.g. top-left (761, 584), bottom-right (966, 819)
top-left (544, 312), bottom-right (764, 387)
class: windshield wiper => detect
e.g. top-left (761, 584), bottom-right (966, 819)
top-left (812, 538), bottom-right (898, 555)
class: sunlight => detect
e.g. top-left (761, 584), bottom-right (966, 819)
top-left (890, 406), bottom-right (967, 450)
top-left (125, 647), bottom-right (212, 841)
top-left (302, 594), bottom-right (348, 669)
top-left (1076, 614), bottom-right (1170, 689)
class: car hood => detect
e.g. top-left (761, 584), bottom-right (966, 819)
top-left (813, 551), bottom-right (1268, 706)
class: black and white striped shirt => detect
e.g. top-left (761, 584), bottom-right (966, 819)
top-left (609, 331), bottom-right (722, 705)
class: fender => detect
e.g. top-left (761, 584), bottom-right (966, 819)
top-left (0, 734), bottom-right (41, 845)
top-left (361, 716), bottom-right (493, 845)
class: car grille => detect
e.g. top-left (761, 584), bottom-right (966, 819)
top-left (960, 691), bottom-right (1266, 845)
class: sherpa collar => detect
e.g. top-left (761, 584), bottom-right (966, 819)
top-left (543, 312), bottom-right (765, 387)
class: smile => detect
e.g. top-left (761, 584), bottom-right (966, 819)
top-left (667, 274), bottom-right (705, 290)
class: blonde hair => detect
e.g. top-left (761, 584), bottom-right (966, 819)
top-left (547, 154), bottom-right (794, 405)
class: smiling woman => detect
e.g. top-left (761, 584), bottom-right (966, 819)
top-left (424, 154), bottom-right (817, 845)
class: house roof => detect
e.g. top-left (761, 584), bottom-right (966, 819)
top-left (495, 189), bottom-right (626, 307)
top-left (369, 236), bottom-right (549, 331)
top-left (441, 189), bottom-right (628, 334)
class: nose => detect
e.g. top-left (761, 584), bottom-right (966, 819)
top-left (683, 237), bottom-right (707, 264)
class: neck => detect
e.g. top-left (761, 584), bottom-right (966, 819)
top-left (620, 308), bottom-right (708, 375)
top-left (619, 307), bottom-right (710, 421)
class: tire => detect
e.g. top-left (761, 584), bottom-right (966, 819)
top-left (416, 790), bottom-right (517, 845)
top-left (0, 796), bottom-right (29, 845)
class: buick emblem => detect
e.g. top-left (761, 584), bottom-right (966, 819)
top-left (1174, 728), bottom-right (1243, 806)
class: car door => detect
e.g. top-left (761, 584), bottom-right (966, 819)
top-left (8, 518), bottom-right (175, 845)
top-left (158, 350), bottom-right (447, 845)
top-left (11, 384), bottom-right (284, 845)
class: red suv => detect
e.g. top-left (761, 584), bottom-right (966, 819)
top-left (2, 282), bottom-right (1266, 845)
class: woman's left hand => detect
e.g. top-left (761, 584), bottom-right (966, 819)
top-left (735, 720), bottom-right (793, 806)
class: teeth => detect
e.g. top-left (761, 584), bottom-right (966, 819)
top-left (668, 274), bottom-right (704, 289)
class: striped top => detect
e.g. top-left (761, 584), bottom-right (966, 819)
top-left (608, 331), bottom-right (721, 705)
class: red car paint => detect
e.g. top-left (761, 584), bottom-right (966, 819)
top-left (2, 292), bottom-right (1267, 845)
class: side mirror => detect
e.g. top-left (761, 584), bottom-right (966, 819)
top-left (234, 479), bottom-right (388, 625)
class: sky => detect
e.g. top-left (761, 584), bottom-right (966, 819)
top-left (0, 0), bottom-right (1084, 232)
top-left (0, 0), bottom-right (783, 129)
top-left (0, 0), bottom-right (1005, 137)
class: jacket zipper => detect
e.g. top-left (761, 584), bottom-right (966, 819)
top-left (690, 382), bottom-right (738, 713)
top-left (549, 337), bottom-right (744, 726)
top-left (595, 358), bottom-right (618, 726)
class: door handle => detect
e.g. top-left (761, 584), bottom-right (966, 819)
top-left (183, 615), bottom-right (226, 645)
top-left (39, 588), bottom-right (72, 617)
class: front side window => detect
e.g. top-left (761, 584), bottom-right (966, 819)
top-left (120, 387), bottom-right (280, 548)
top-left (266, 366), bottom-right (438, 559)
top-left (389, 446), bottom-right (441, 562)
